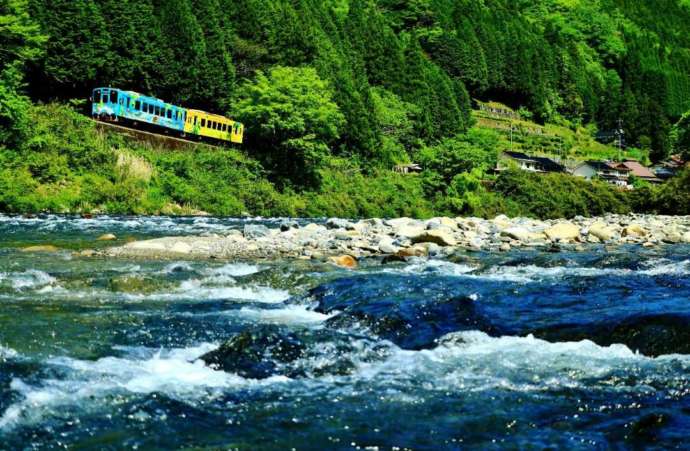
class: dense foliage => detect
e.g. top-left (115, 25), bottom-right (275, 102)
top-left (16, 0), bottom-right (690, 161)
top-left (0, 0), bottom-right (688, 218)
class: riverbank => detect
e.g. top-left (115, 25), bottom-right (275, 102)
top-left (102, 214), bottom-right (690, 263)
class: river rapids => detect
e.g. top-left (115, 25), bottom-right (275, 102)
top-left (0, 215), bottom-right (689, 449)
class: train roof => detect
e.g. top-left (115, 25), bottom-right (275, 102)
top-left (186, 109), bottom-right (237, 121)
top-left (93, 87), bottom-right (169, 104)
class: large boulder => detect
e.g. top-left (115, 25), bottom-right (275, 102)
top-left (396, 244), bottom-right (428, 258)
top-left (411, 229), bottom-right (457, 247)
top-left (330, 255), bottom-right (358, 269)
top-left (535, 314), bottom-right (690, 357)
top-left (377, 238), bottom-right (399, 254)
top-left (311, 276), bottom-right (502, 350)
top-left (96, 233), bottom-right (117, 241)
top-left (662, 226), bottom-right (683, 244)
top-left (623, 224), bottom-right (647, 238)
top-left (501, 227), bottom-right (531, 242)
top-left (544, 222), bottom-right (580, 241)
top-left (394, 224), bottom-right (426, 239)
top-left (200, 326), bottom-right (305, 379)
top-left (683, 232), bottom-right (690, 244)
top-left (588, 222), bottom-right (615, 242)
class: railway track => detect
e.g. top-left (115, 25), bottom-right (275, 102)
top-left (92, 119), bottom-right (224, 150)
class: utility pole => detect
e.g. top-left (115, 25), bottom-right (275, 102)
top-left (616, 118), bottom-right (624, 161)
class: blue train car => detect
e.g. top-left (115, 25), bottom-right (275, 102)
top-left (92, 88), bottom-right (186, 133)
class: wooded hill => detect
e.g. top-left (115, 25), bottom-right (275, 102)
top-left (1, 0), bottom-right (689, 217)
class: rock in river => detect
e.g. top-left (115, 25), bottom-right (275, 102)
top-left (330, 255), bottom-right (358, 269)
top-left (623, 224), bottom-right (647, 238)
top-left (411, 229), bottom-right (457, 247)
top-left (588, 222), bottom-right (614, 242)
top-left (21, 245), bottom-right (60, 253)
top-left (544, 222), bottom-right (580, 241)
top-left (200, 326), bottom-right (305, 379)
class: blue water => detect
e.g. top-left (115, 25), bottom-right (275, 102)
top-left (0, 215), bottom-right (689, 449)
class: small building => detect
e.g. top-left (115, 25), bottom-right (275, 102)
top-left (653, 154), bottom-right (686, 180)
top-left (620, 160), bottom-right (662, 184)
top-left (498, 151), bottom-right (566, 173)
top-left (572, 161), bottom-right (631, 188)
top-left (393, 163), bottom-right (422, 174)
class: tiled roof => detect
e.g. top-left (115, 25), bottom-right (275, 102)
top-left (621, 160), bottom-right (659, 179)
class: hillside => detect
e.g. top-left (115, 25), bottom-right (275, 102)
top-left (1, 0), bottom-right (689, 217)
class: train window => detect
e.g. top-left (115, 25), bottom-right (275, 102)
top-left (166, 109), bottom-right (172, 119)
top-left (154, 106), bottom-right (160, 116)
top-left (135, 100), bottom-right (141, 110)
top-left (201, 119), bottom-right (206, 127)
top-left (110, 91), bottom-right (117, 104)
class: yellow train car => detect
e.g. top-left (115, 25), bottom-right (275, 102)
top-left (184, 109), bottom-right (244, 144)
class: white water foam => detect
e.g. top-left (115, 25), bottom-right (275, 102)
top-left (0, 343), bottom-right (289, 430)
top-left (639, 258), bottom-right (690, 276)
top-left (391, 256), bottom-right (690, 284)
top-left (120, 278), bottom-right (290, 303)
top-left (0, 270), bottom-right (57, 291)
top-left (205, 263), bottom-right (263, 278)
top-left (0, 345), bottom-right (18, 360)
top-left (400, 259), bottom-right (477, 276)
top-left (351, 331), bottom-right (689, 394)
top-left (237, 305), bottom-right (334, 325)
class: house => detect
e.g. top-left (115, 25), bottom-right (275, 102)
top-left (393, 163), bottom-right (422, 174)
top-left (498, 151), bottom-right (566, 173)
top-left (620, 160), bottom-right (662, 184)
top-left (572, 161), bottom-right (631, 188)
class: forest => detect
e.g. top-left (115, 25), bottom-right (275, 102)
top-left (1, 0), bottom-right (689, 217)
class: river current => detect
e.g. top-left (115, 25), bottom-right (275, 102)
top-left (0, 215), bottom-right (689, 449)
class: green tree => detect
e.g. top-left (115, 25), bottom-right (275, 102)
top-left (96, 0), bottom-right (163, 93)
top-left (192, 0), bottom-right (236, 110)
top-left (672, 112), bottom-right (690, 161)
top-left (29, 0), bottom-right (110, 97)
top-left (231, 66), bottom-right (345, 188)
top-left (155, 0), bottom-right (205, 104)
top-left (0, 0), bottom-right (45, 146)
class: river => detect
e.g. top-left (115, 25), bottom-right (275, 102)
top-left (0, 215), bottom-right (689, 449)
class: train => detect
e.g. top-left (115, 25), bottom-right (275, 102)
top-left (91, 87), bottom-right (244, 144)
